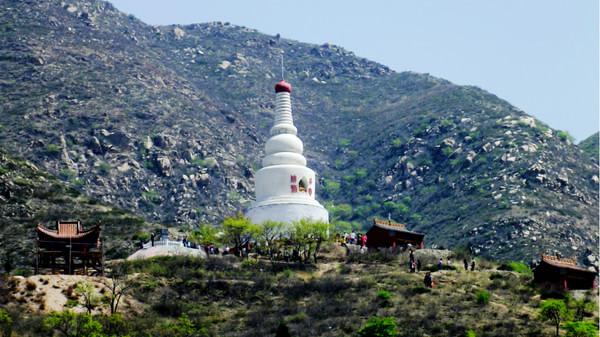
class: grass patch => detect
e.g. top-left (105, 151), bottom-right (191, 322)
top-left (498, 261), bottom-right (532, 276)
top-left (475, 289), bottom-right (490, 305)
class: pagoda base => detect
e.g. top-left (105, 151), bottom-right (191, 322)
top-left (246, 202), bottom-right (329, 225)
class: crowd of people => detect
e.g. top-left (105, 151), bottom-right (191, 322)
top-left (337, 230), bottom-right (368, 248)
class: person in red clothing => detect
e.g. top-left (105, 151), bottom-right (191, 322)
top-left (361, 233), bottom-right (367, 248)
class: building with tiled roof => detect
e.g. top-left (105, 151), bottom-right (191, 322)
top-left (533, 254), bottom-right (597, 290)
top-left (366, 218), bottom-right (425, 250)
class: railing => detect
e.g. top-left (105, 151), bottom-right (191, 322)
top-left (143, 239), bottom-right (183, 249)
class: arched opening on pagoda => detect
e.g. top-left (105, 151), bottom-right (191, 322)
top-left (298, 177), bottom-right (308, 192)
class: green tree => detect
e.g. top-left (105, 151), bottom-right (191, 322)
top-left (357, 316), bottom-right (398, 337)
top-left (291, 219), bottom-right (331, 264)
top-left (222, 214), bottom-right (259, 257)
top-left (75, 282), bottom-right (101, 314)
top-left (323, 179), bottom-right (340, 196)
top-left (257, 220), bottom-right (285, 260)
top-left (331, 203), bottom-right (353, 220)
top-left (332, 220), bottom-right (352, 234)
top-left (568, 298), bottom-right (596, 321)
top-left (0, 308), bottom-right (12, 337)
top-left (383, 201), bottom-right (409, 217)
top-left (188, 224), bottom-right (218, 247)
top-left (44, 311), bottom-right (104, 337)
top-left (149, 314), bottom-right (209, 337)
top-left (100, 313), bottom-right (129, 337)
top-left (354, 168), bottom-right (368, 180)
top-left (163, 314), bottom-right (195, 337)
top-left (563, 321), bottom-right (598, 337)
top-left (540, 299), bottom-right (570, 337)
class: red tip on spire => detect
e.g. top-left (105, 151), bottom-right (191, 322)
top-left (275, 80), bottom-right (292, 93)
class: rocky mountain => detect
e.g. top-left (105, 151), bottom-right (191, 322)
top-left (0, 0), bottom-right (597, 266)
top-left (578, 132), bottom-right (599, 162)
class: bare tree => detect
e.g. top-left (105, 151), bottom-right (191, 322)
top-left (104, 266), bottom-right (133, 315)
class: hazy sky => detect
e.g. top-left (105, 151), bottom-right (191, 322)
top-left (110, 0), bottom-right (599, 141)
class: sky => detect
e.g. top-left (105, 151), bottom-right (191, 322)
top-left (110, 0), bottom-right (599, 142)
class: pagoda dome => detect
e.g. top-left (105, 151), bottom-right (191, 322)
top-left (274, 80), bottom-right (292, 93)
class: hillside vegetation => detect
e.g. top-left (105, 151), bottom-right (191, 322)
top-left (578, 132), bottom-right (599, 162)
top-left (1, 251), bottom-right (598, 337)
top-left (0, 0), bottom-right (597, 267)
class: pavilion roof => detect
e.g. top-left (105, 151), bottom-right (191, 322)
top-left (371, 219), bottom-right (424, 236)
top-left (36, 220), bottom-right (100, 240)
top-left (539, 254), bottom-right (595, 274)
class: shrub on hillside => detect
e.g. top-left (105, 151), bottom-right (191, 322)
top-left (557, 130), bottom-right (574, 143)
top-left (563, 321), bottom-right (598, 337)
top-left (498, 261), bottom-right (532, 276)
top-left (376, 290), bottom-right (391, 301)
top-left (99, 313), bottom-right (130, 337)
top-left (475, 290), bottom-right (490, 305)
top-left (44, 311), bottom-right (103, 337)
top-left (346, 250), bottom-right (396, 264)
top-left (357, 316), bottom-right (397, 337)
top-left (376, 290), bottom-right (392, 307)
top-left (410, 286), bottom-right (431, 295)
top-left (0, 309), bottom-right (12, 337)
top-left (44, 144), bottom-right (61, 157)
top-left (152, 288), bottom-right (183, 317)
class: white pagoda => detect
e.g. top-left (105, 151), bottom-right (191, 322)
top-left (246, 80), bottom-right (329, 224)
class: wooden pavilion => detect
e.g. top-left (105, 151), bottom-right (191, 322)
top-left (366, 219), bottom-right (425, 250)
top-left (35, 220), bottom-right (103, 275)
top-left (533, 254), bottom-right (597, 290)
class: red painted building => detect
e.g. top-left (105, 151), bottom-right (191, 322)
top-left (366, 219), bottom-right (425, 250)
top-left (533, 254), bottom-right (597, 290)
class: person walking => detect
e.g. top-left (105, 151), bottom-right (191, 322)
top-left (463, 258), bottom-right (469, 271)
top-left (437, 258), bottom-right (443, 271)
top-left (470, 260), bottom-right (476, 271)
top-left (424, 272), bottom-right (433, 288)
top-left (150, 232), bottom-right (155, 247)
top-left (361, 233), bottom-right (368, 248)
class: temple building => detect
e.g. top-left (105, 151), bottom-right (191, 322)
top-left (533, 254), bottom-right (597, 290)
top-left (366, 219), bottom-right (425, 250)
top-left (246, 80), bottom-right (328, 224)
top-left (35, 220), bottom-right (103, 275)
